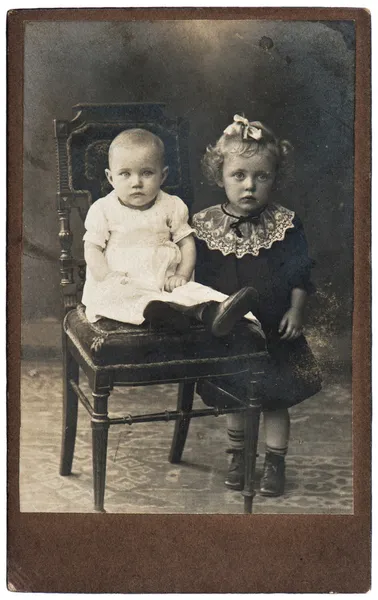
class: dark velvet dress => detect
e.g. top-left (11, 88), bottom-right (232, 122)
top-left (192, 202), bottom-right (322, 410)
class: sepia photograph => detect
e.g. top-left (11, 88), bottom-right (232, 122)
top-left (7, 6), bottom-right (371, 594)
top-left (19, 15), bottom-right (356, 515)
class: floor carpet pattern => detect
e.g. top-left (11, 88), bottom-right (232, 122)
top-left (19, 360), bottom-right (353, 514)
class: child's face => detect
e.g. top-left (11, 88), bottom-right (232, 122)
top-left (105, 144), bottom-right (168, 208)
top-left (220, 150), bottom-right (277, 217)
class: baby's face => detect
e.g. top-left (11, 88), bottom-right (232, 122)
top-left (106, 143), bottom-right (168, 208)
top-left (220, 150), bottom-right (277, 217)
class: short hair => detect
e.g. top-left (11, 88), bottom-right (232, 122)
top-left (108, 128), bottom-right (165, 168)
top-left (202, 119), bottom-right (293, 187)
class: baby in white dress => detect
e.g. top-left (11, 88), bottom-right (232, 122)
top-left (82, 128), bottom-right (259, 335)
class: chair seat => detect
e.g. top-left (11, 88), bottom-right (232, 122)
top-left (64, 304), bottom-right (266, 373)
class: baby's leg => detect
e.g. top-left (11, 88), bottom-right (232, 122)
top-left (167, 282), bottom-right (258, 323)
top-left (165, 283), bottom-right (261, 337)
top-left (142, 301), bottom-right (191, 333)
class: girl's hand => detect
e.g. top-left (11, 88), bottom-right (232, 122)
top-left (278, 307), bottom-right (304, 341)
top-left (164, 275), bottom-right (188, 292)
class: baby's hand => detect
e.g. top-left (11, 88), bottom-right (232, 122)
top-left (278, 307), bottom-right (304, 341)
top-left (106, 271), bottom-right (129, 285)
top-left (164, 275), bottom-right (188, 292)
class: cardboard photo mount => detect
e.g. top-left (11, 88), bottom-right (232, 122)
top-left (7, 7), bottom-right (371, 593)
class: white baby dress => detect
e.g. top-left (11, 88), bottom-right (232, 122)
top-left (82, 189), bottom-right (234, 324)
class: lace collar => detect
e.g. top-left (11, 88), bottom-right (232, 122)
top-left (192, 203), bottom-right (295, 258)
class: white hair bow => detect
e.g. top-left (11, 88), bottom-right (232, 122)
top-left (223, 114), bottom-right (263, 141)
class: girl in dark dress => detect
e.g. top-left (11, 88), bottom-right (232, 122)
top-left (192, 115), bottom-right (322, 497)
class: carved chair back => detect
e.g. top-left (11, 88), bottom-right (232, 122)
top-left (54, 103), bottom-right (192, 313)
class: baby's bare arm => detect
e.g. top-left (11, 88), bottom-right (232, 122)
top-left (175, 234), bottom-right (196, 280)
top-left (84, 241), bottom-right (111, 281)
top-left (164, 235), bottom-right (196, 292)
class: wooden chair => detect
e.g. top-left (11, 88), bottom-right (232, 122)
top-left (54, 103), bottom-right (268, 513)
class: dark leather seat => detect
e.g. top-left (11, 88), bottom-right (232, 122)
top-left (65, 304), bottom-right (266, 371)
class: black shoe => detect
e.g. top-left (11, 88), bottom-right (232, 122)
top-left (225, 449), bottom-right (245, 490)
top-left (246, 320), bottom-right (266, 340)
top-left (259, 452), bottom-right (286, 497)
top-left (204, 287), bottom-right (260, 337)
top-left (143, 301), bottom-right (191, 333)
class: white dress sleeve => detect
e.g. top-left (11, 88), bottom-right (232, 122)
top-left (168, 196), bottom-right (195, 244)
top-left (83, 201), bottom-right (110, 249)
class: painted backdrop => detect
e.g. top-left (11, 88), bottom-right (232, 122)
top-left (23, 20), bottom-right (355, 345)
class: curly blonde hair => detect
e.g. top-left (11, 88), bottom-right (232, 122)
top-left (202, 119), bottom-right (294, 187)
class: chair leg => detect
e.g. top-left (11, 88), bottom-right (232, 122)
top-left (60, 338), bottom-right (79, 476)
top-left (169, 381), bottom-right (195, 463)
top-left (91, 391), bottom-right (110, 512)
top-left (242, 401), bottom-right (261, 514)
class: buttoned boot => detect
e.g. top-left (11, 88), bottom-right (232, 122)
top-left (224, 449), bottom-right (245, 490)
top-left (259, 451), bottom-right (286, 497)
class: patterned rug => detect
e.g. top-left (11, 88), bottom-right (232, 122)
top-left (19, 360), bottom-right (353, 514)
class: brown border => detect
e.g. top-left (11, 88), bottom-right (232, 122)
top-left (7, 7), bottom-right (371, 593)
